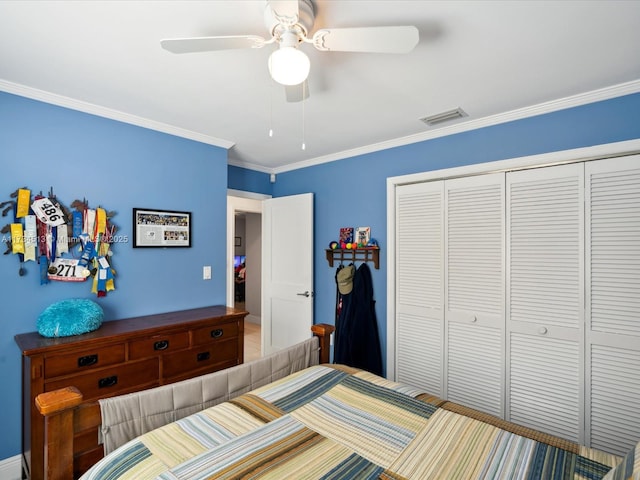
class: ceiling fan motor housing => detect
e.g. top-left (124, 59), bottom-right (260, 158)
top-left (264, 0), bottom-right (315, 40)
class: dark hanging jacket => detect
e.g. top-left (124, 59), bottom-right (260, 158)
top-left (334, 263), bottom-right (383, 376)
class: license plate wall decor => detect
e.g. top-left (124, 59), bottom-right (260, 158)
top-left (0, 187), bottom-right (119, 297)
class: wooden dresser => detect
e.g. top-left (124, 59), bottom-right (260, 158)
top-left (14, 305), bottom-right (247, 480)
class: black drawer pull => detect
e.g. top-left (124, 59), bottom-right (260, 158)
top-left (98, 375), bottom-right (118, 388)
top-left (197, 352), bottom-right (211, 362)
top-left (78, 354), bottom-right (98, 368)
top-left (154, 340), bottom-right (169, 351)
top-left (210, 329), bottom-right (224, 339)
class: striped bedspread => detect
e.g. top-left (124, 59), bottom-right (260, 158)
top-left (81, 364), bottom-right (624, 480)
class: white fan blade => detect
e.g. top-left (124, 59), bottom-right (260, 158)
top-left (312, 26), bottom-right (419, 53)
top-left (161, 35), bottom-right (266, 54)
top-left (285, 81), bottom-right (310, 103)
top-left (267, 0), bottom-right (299, 26)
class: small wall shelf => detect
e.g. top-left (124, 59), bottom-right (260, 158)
top-left (325, 248), bottom-right (380, 269)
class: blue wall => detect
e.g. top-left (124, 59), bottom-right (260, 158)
top-left (2, 89), bottom-right (639, 462)
top-left (0, 92), bottom-right (229, 460)
top-left (228, 164), bottom-right (272, 195)
top-left (267, 93), bottom-right (640, 379)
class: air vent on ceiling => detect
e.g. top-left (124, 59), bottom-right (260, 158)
top-left (420, 107), bottom-right (468, 126)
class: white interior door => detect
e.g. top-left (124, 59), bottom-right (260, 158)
top-left (262, 193), bottom-right (314, 355)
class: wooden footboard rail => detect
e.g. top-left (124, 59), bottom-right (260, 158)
top-left (36, 324), bottom-right (335, 480)
top-left (311, 323), bottom-right (334, 364)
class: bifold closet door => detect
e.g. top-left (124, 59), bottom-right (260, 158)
top-left (444, 173), bottom-right (504, 417)
top-left (395, 181), bottom-right (444, 395)
top-left (393, 154), bottom-right (640, 455)
top-left (506, 163), bottom-right (584, 443)
top-left (586, 156), bottom-right (640, 456)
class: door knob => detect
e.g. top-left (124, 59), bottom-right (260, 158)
top-left (297, 291), bottom-right (311, 297)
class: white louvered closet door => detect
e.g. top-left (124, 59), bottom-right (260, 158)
top-left (506, 163), bottom-right (584, 443)
top-left (445, 173), bottom-right (504, 417)
top-left (395, 182), bottom-right (444, 395)
top-left (586, 156), bottom-right (640, 456)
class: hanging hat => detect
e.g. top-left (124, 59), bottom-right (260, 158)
top-left (336, 264), bottom-right (355, 294)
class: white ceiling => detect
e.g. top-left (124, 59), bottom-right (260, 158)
top-left (1, 1), bottom-right (639, 173)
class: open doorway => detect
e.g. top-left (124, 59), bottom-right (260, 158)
top-left (234, 211), bottom-right (262, 361)
top-left (228, 192), bottom-right (267, 362)
top-left (233, 211), bottom-right (262, 320)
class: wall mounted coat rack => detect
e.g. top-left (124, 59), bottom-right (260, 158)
top-left (325, 248), bottom-right (380, 269)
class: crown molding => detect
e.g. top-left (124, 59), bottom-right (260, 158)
top-left (272, 79), bottom-right (640, 174)
top-left (227, 159), bottom-right (273, 174)
top-left (0, 80), bottom-right (235, 150)
top-left (3, 78), bottom-right (638, 174)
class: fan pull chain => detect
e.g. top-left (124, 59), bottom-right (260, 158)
top-left (269, 80), bottom-right (274, 138)
top-left (301, 81), bottom-right (306, 150)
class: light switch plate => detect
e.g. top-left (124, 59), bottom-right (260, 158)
top-left (203, 266), bottom-right (211, 280)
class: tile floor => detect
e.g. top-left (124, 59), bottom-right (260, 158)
top-left (244, 321), bottom-right (261, 362)
top-left (236, 301), bottom-right (261, 362)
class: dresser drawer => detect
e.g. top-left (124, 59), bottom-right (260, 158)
top-left (163, 339), bottom-right (238, 378)
top-left (129, 331), bottom-right (190, 360)
top-left (45, 358), bottom-right (159, 401)
top-left (192, 321), bottom-right (238, 346)
top-left (44, 344), bottom-right (126, 378)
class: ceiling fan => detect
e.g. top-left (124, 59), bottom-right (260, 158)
top-left (160, 0), bottom-right (419, 98)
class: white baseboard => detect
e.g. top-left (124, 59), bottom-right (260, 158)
top-left (0, 454), bottom-right (21, 480)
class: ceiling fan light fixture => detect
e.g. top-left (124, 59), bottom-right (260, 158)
top-left (268, 46), bottom-right (310, 86)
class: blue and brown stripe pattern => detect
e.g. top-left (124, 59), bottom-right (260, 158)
top-left (81, 365), bottom-right (630, 480)
top-left (603, 440), bottom-right (639, 480)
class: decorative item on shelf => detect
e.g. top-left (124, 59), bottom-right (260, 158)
top-left (329, 241), bottom-right (339, 249)
top-left (0, 186), bottom-right (118, 297)
top-left (355, 226), bottom-right (371, 247)
top-left (339, 227), bottom-right (354, 249)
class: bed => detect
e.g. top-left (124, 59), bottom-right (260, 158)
top-left (37, 325), bottom-right (639, 480)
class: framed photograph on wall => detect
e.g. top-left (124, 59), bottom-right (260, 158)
top-left (133, 208), bottom-right (191, 248)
